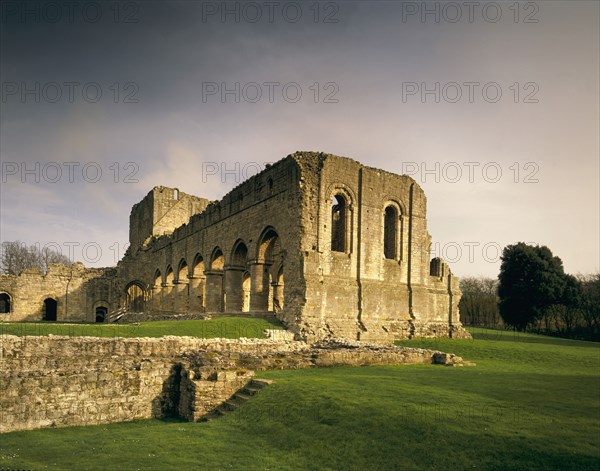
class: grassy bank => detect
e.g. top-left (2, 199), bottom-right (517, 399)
top-left (0, 328), bottom-right (598, 470)
top-left (0, 317), bottom-right (283, 339)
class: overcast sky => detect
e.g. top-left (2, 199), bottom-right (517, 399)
top-left (0, 0), bottom-right (598, 278)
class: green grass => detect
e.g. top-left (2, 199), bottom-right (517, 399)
top-left (0, 328), bottom-right (598, 470)
top-left (0, 317), bottom-right (283, 339)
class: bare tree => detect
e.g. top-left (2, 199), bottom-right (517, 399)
top-left (459, 277), bottom-right (501, 327)
top-left (0, 241), bottom-right (71, 275)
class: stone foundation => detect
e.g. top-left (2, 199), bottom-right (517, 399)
top-left (0, 335), bottom-right (468, 433)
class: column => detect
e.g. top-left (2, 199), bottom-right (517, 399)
top-left (249, 260), bottom-right (272, 311)
top-left (205, 271), bottom-right (224, 312)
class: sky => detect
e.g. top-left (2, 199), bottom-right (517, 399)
top-left (0, 0), bottom-right (598, 278)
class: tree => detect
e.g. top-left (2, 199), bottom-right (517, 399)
top-left (498, 243), bottom-right (567, 330)
top-left (544, 274), bottom-right (583, 335)
top-left (578, 273), bottom-right (600, 340)
top-left (459, 277), bottom-right (501, 327)
top-left (0, 241), bottom-right (71, 275)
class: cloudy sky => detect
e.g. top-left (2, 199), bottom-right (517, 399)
top-left (0, 0), bottom-right (598, 278)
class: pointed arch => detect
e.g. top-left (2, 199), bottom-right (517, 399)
top-left (190, 253), bottom-right (207, 311)
top-left (125, 281), bottom-right (145, 312)
top-left (192, 253), bottom-right (205, 277)
top-left (209, 247), bottom-right (225, 271)
top-left (177, 258), bottom-right (189, 283)
top-left (206, 247), bottom-right (225, 312)
top-left (165, 266), bottom-right (175, 285)
top-left (231, 239), bottom-right (249, 267)
top-left (257, 227), bottom-right (280, 264)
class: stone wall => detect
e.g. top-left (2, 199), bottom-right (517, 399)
top-left (0, 151), bottom-right (469, 342)
top-left (295, 153), bottom-right (465, 342)
top-left (0, 335), bottom-right (466, 433)
top-left (0, 263), bottom-right (116, 322)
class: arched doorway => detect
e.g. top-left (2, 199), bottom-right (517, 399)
top-left (252, 227), bottom-right (282, 312)
top-left (206, 247), bottom-right (225, 312)
top-left (43, 298), bottom-right (57, 321)
top-left (125, 282), bottom-right (145, 312)
top-left (0, 293), bottom-right (11, 314)
top-left (191, 254), bottom-right (206, 312)
top-left (226, 240), bottom-right (249, 312)
top-left (175, 259), bottom-right (189, 312)
top-left (95, 306), bottom-right (108, 323)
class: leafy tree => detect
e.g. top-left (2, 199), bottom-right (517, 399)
top-left (544, 274), bottom-right (583, 335)
top-left (0, 241), bottom-right (71, 275)
top-left (578, 273), bottom-right (600, 339)
top-left (498, 243), bottom-right (567, 330)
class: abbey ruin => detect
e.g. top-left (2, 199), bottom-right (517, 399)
top-left (0, 152), bottom-right (469, 342)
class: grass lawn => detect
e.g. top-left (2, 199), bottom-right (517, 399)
top-left (0, 317), bottom-right (283, 339)
top-left (0, 328), bottom-right (598, 470)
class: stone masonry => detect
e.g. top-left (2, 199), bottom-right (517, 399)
top-left (0, 334), bottom-right (468, 433)
top-left (0, 152), bottom-right (470, 342)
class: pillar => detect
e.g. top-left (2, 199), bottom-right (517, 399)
top-left (224, 265), bottom-right (245, 312)
top-left (249, 260), bottom-right (272, 311)
top-left (189, 275), bottom-right (206, 312)
top-left (205, 271), bottom-right (224, 312)
top-left (152, 284), bottom-right (162, 311)
top-left (174, 279), bottom-right (189, 313)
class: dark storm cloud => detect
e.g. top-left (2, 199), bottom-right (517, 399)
top-left (0, 1), bottom-right (598, 275)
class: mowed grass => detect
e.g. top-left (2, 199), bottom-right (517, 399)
top-left (0, 329), bottom-right (598, 470)
top-left (0, 317), bottom-right (283, 339)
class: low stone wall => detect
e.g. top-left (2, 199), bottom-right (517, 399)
top-left (178, 369), bottom-right (255, 421)
top-left (0, 335), bottom-right (467, 433)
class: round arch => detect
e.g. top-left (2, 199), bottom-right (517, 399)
top-left (42, 297), bottom-right (58, 321)
top-left (0, 291), bottom-right (12, 314)
top-left (92, 300), bottom-right (110, 323)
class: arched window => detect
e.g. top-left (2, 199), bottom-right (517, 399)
top-left (331, 194), bottom-right (347, 252)
top-left (384, 206), bottom-right (399, 259)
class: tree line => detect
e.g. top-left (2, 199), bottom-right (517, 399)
top-left (459, 243), bottom-right (600, 342)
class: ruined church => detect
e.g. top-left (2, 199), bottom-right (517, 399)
top-left (0, 152), bottom-right (469, 342)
